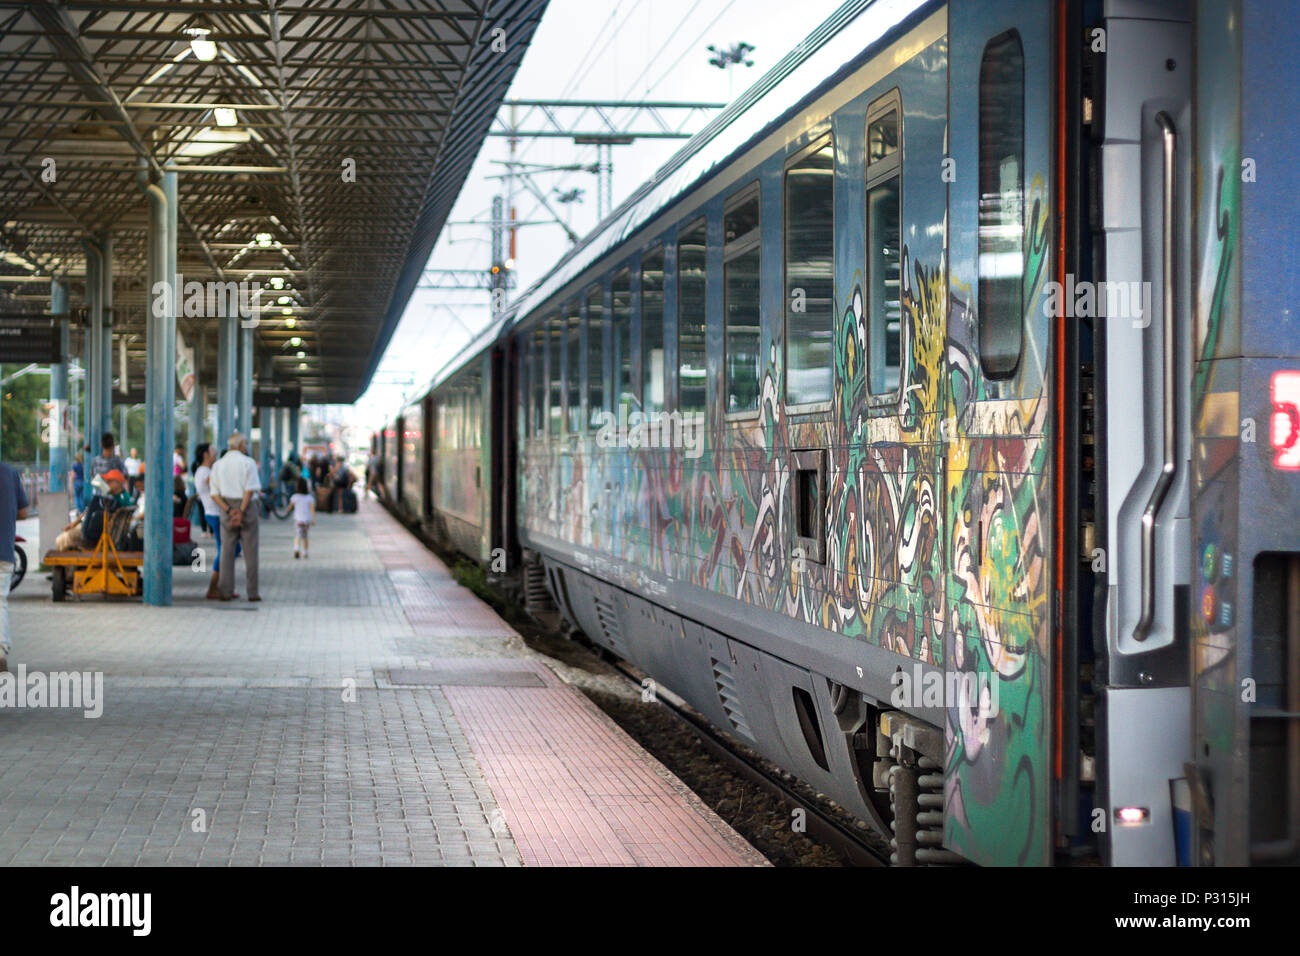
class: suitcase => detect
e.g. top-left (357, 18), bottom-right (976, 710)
top-left (342, 488), bottom-right (358, 513)
top-left (316, 487), bottom-right (333, 513)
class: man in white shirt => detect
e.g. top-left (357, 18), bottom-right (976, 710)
top-left (208, 432), bottom-right (262, 602)
top-left (123, 448), bottom-right (142, 495)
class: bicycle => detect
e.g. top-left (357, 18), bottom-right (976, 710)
top-left (257, 485), bottom-right (293, 520)
top-left (9, 537), bottom-right (26, 592)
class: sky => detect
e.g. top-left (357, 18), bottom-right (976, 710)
top-left (342, 0), bottom-right (847, 429)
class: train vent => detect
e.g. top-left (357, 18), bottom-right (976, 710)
top-left (711, 657), bottom-right (755, 741)
top-left (592, 594), bottom-right (624, 656)
top-left (523, 561), bottom-right (555, 615)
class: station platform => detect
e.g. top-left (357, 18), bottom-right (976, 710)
top-left (0, 498), bottom-right (765, 867)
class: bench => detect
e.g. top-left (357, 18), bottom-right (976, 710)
top-left (43, 538), bottom-right (143, 601)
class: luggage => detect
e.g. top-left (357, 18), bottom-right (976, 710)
top-left (341, 488), bottom-right (358, 513)
top-left (316, 486), bottom-right (333, 513)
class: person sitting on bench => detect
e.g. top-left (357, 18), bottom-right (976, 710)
top-left (54, 469), bottom-right (132, 550)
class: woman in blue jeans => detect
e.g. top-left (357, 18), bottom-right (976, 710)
top-left (72, 453), bottom-right (86, 511)
top-left (193, 443), bottom-right (239, 599)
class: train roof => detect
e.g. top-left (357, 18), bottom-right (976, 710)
top-left (408, 0), bottom-right (936, 404)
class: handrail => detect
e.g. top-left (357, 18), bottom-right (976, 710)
top-left (1133, 111), bottom-right (1178, 642)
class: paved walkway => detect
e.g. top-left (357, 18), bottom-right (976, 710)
top-left (1, 496), bottom-right (764, 866)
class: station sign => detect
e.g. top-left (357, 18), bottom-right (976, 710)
top-left (254, 382), bottom-right (302, 408)
top-left (0, 315), bottom-right (60, 364)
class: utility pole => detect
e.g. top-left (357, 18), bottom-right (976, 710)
top-left (489, 99), bottom-right (725, 228)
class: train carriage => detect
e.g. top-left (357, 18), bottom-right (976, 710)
top-left (384, 0), bottom-right (1300, 866)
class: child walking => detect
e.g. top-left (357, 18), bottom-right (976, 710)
top-left (290, 477), bottom-right (315, 559)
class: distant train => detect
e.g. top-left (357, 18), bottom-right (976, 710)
top-left (377, 0), bottom-right (1300, 866)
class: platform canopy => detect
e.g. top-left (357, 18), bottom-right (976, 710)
top-left (0, 0), bottom-right (547, 402)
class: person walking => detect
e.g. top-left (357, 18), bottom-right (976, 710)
top-left (0, 460), bottom-right (30, 673)
top-left (289, 478), bottom-right (315, 559)
top-left (71, 451), bottom-right (86, 511)
top-left (208, 432), bottom-right (261, 603)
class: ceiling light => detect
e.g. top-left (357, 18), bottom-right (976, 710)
top-left (280, 307), bottom-right (292, 316)
top-left (174, 126), bottom-right (249, 158)
top-left (255, 232), bottom-right (273, 247)
top-left (185, 27), bottom-right (217, 62)
top-left (269, 277), bottom-right (284, 289)
top-left (290, 336), bottom-right (302, 347)
top-left (277, 295), bottom-right (291, 305)
top-left (285, 317), bottom-right (296, 329)
top-left (213, 107), bottom-right (238, 127)
top-left (298, 362), bottom-right (307, 370)
top-left (296, 350), bottom-right (305, 359)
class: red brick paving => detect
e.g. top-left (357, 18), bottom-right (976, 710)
top-left (362, 499), bottom-right (767, 867)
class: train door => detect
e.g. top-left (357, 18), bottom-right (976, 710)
top-left (1091, 1), bottom-right (1193, 866)
top-left (1191, 0), bottom-right (1300, 867)
top-left (945, 0), bottom-right (1057, 866)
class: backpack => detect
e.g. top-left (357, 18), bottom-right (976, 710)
top-left (82, 495), bottom-right (118, 545)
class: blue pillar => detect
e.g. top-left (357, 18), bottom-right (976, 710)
top-left (274, 407), bottom-right (284, 473)
top-left (142, 171), bottom-right (175, 606)
top-left (100, 231), bottom-right (114, 443)
top-left (217, 314), bottom-right (236, 450)
top-left (70, 359), bottom-right (81, 456)
top-left (238, 325), bottom-right (253, 436)
top-left (258, 407), bottom-right (271, 485)
top-left (80, 239), bottom-right (102, 450)
top-left (289, 405), bottom-right (300, 461)
top-left (49, 279), bottom-right (70, 493)
top-left (188, 331), bottom-right (205, 464)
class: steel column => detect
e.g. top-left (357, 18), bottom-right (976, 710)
top-left (49, 279), bottom-right (70, 492)
top-left (142, 172), bottom-right (175, 606)
top-left (274, 407), bottom-right (284, 474)
top-left (289, 406), bottom-right (300, 460)
top-left (188, 331), bottom-right (205, 463)
top-left (237, 325), bottom-right (253, 436)
top-left (217, 314), bottom-right (236, 449)
top-left (80, 238), bottom-right (102, 450)
top-left (99, 231), bottom-right (114, 443)
top-left (258, 407), bottom-right (271, 486)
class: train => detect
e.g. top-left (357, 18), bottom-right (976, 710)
top-left (375, 0), bottom-right (1300, 866)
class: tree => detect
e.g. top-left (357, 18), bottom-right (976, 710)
top-left (0, 364), bottom-right (50, 464)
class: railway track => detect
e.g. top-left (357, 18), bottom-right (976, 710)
top-left (606, 659), bottom-right (890, 868)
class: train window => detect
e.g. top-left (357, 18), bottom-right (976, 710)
top-left (586, 285), bottom-right (605, 429)
top-left (677, 219), bottom-right (708, 417)
top-left (978, 30), bottom-right (1026, 380)
top-left (866, 92), bottom-right (903, 396)
top-left (784, 135), bottom-right (835, 407)
top-left (547, 313), bottom-right (563, 436)
top-left (724, 186), bottom-right (761, 415)
top-left (566, 302), bottom-right (582, 433)
top-left (641, 246), bottom-right (665, 417)
top-left (531, 326), bottom-right (546, 437)
top-left (611, 269), bottom-right (635, 421)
